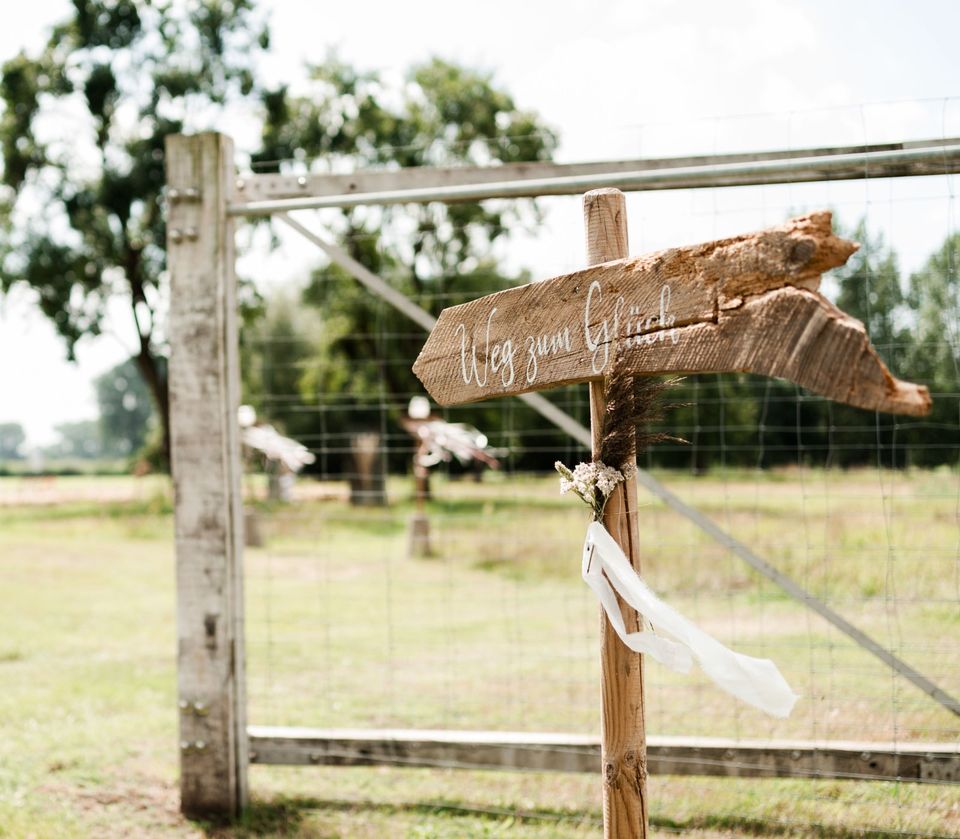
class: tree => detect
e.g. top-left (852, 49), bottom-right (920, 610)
top-left (822, 220), bottom-right (910, 466)
top-left (0, 0), bottom-right (269, 467)
top-left (250, 58), bottom-right (561, 470)
top-left (641, 218), bottom-right (912, 472)
top-left (0, 422), bottom-right (24, 460)
top-left (259, 58), bottom-right (554, 279)
top-left (256, 57), bottom-right (556, 296)
top-left (834, 220), bottom-right (909, 364)
top-left (46, 420), bottom-right (102, 460)
top-left (240, 288), bottom-right (317, 441)
top-left (906, 232), bottom-right (960, 386)
top-left (95, 355), bottom-right (158, 457)
top-left (901, 232), bottom-right (960, 466)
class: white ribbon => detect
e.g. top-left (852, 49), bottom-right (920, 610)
top-left (583, 521), bottom-right (799, 718)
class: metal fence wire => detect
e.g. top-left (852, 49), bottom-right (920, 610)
top-left (235, 107), bottom-right (960, 837)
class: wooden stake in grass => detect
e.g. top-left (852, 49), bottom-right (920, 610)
top-left (412, 191), bottom-right (930, 839)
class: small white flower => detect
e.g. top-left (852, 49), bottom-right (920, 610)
top-left (594, 464), bottom-right (624, 497)
top-left (572, 462), bottom-right (592, 481)
top-left (556, 459), bottom-right (631, 518)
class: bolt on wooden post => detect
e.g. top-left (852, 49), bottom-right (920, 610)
top-left (166, 132), bottom-right (248, 818)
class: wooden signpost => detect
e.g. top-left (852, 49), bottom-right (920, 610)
top-left (413, 190), bottom-right (930, 838)
top-left (414, 207), bottom-right (929, 417)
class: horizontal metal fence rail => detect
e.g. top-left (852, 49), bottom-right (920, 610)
top-left (229, 139), bottom-right (960, 216)
top-left (233, 136), bottom-right (960, 205)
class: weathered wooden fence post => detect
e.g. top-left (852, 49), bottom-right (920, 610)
top-left (349, 431), bottom-right (388, 506)
top-left (166, 132), bottom-right (248, 818)
top-left (583, 189), bottom-right (647, 837)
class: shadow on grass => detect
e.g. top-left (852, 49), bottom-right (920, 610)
top-left (653, 812), bottom-right (925, 838)
top-left (198, 796), bottom-right (920, 839)
top-left (200, 796), bottom-right (599, 837)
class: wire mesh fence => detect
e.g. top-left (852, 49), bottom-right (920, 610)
top-left (236, 107), bottom-right (960, 836)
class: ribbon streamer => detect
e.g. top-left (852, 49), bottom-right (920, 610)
top-left (583, 521), bottom-right (799, 718)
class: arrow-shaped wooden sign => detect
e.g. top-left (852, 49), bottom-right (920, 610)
top-left (413, 198), bottom-right (932, 839)
top-left (413, 212), bottom-right (931, 416)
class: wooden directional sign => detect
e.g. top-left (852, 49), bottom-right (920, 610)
top-left (414, 198), bottom-right (932, 839)
top-left (413, 212), bottom-right (931, 416)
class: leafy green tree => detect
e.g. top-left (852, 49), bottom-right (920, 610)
top-left (826, 221), bottom-right (910, 466)
top-left (715, 219), bottom-right (911, 471)
top-left (0, 422), bottom-right (25, 460)
top-left (251, 58), bottom-right (562, 471)
top-left (644, 218), bottom-right (912, 471)
top-left (834, 220), bottom-right (909, 363)
top-left (46, 420), bottom-right (102, 460)
top-left (906, 232), bottom-right (960, 386)
top-left (95, 356), bottom-right (158, 457)
top-left (256, 57), bottom-right (556, 292)
top-left (0, 0), bottom-right (269, 467)
top-left (902, 232), bottom-right (960, 466)
top-left (296, 258), bottom-right (552, 472)
top-left (240, 289), bottom-right (318, 441)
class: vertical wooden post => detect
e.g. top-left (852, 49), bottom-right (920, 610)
top-left (583, 188), bottom-right (647, 838)
top-left (408, 439), bottom-right (432, 558)
top-left (166, 132), bottom-right (248, 818)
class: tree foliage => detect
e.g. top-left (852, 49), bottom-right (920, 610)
top-left (45, 419), bottom-right (102, 460)
top-left (644, 220), bottom-right (960, 472)
top-left (256, 57), bottom-right (557, 287)
top-left (0, 422), bottom-right (25, 460)
top-left (246, 58), bottom-right (565, 470)
top-left (0, 0), bottom-right (269, 466)
top-left (95, 355), bottom-right (158, 457)
top-left (906, 232), bottom-right (960, 385)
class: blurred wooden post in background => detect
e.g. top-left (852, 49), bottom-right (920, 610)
top-left (584, 188), bottom-right (647, 838)
top-left (166, 132), bottom-right (248, 818)
top-left (349, 432), bottom-right (388, 506)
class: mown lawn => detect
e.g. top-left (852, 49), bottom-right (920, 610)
top-left (0, 470), bottom-right (958, 837)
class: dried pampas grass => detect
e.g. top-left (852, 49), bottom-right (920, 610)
top-left (598, 343), bottom-right (686, 470)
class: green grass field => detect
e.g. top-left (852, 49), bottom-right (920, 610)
top-left (1, 470), bottom-right (958, 837)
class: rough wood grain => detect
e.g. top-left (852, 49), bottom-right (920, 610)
top-left (413, 211), bottom-right (930, 416)
top-left (166, 133), bottom-right (248, 818)
top-left (622, 286), bottom-right (931, 415)
top-left (584, 189), bottom-right (647, 839)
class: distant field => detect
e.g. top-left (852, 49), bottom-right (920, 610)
top-left (0, 470), bottom-right (958, 837)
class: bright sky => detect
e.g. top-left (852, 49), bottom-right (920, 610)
top-left (2, 0), bottom-right (960, 446)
